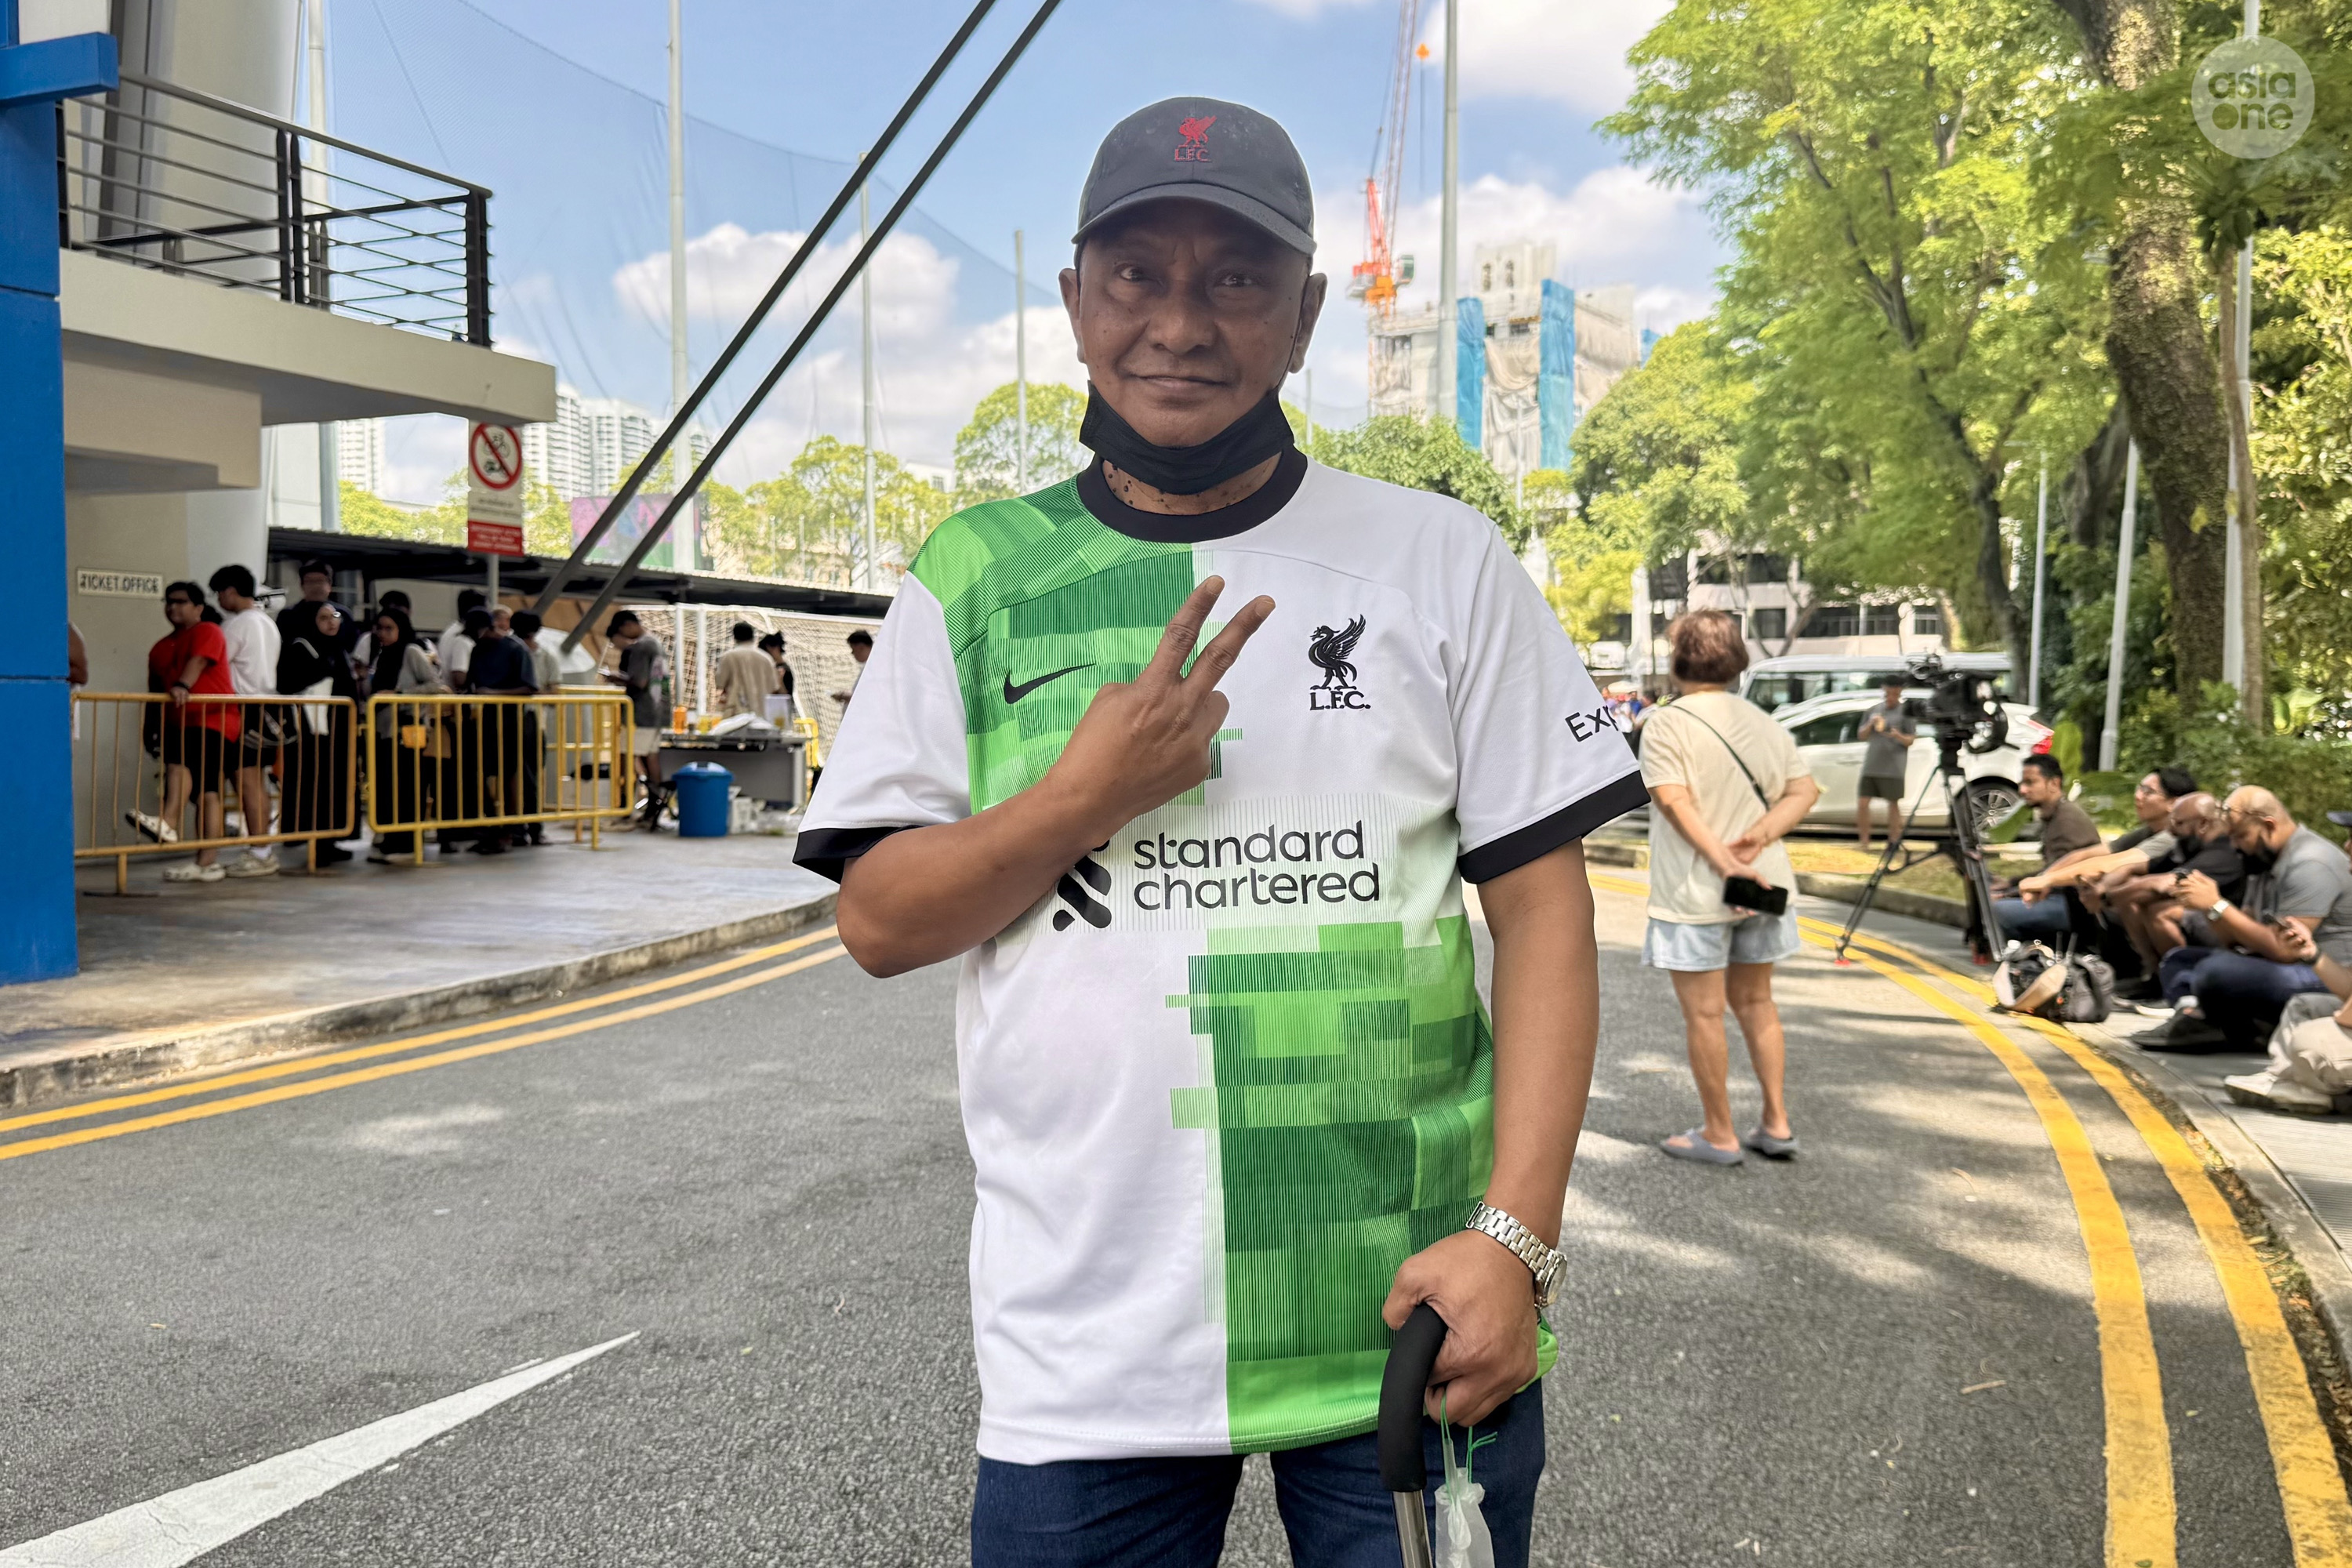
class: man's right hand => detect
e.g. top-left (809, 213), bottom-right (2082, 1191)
top-left (1041, 576), bottom-right (1275, 844)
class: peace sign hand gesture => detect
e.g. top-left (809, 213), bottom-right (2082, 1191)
top-left (1044, 576), bottom-right (1276, 844)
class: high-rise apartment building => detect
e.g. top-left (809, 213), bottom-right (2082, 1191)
top-left (335, 418), bottom-right (385, 495)
top-left (521, 384), bottom-right (708, 502)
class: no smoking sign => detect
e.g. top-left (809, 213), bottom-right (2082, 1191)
top-left (466, 422), bottom-right (527, 533)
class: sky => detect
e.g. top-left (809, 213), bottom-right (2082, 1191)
top-left (336, 0), bottom-right (1719, 503)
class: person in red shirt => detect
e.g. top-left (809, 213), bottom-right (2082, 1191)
top-left (131, 582), bottom-right (242, 883)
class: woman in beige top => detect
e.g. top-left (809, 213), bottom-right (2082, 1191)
top-left (1638, 611), bottom-right (1821, 1166)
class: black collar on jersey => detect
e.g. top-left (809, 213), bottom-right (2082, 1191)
top-left (1079, 385), bottom-right (1296, 497)
top-left (1078, 447), bottom-right (1308, 543)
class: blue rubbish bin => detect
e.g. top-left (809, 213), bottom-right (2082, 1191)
top-left (673, 762), bottom-right (733, 838)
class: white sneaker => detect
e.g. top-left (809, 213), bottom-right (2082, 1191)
top-left (223, 855), bottom-right (279, 878)
top-left (124, 810), bottom-right (178, 845)
top-left (2225, 1071), bottom-right (2338, 1114)
top-left (162, 861), bottom-right (224, 884)
top-left (2135, 1000), bottom-right (2177, 1018)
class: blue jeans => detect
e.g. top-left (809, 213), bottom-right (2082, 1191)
top-left (1994, 895), bottom-right (2074, 942)
top-left (2160, 946), bottom-right (2326, 1039)
top-left (971, 1382), bottom-right (1545, 1567)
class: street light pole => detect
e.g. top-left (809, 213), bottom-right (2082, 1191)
top-left (2223, 0), bottom-right (2259, 695)
top-left (1014, 227), bottom-right (1027, 493)
top-left (308, 0), bottom-right (338, 531)
top-left (861, 175), bottom-right (877, 592)
top-left (2100, 440), bottom-right (2140, 772)
top-left (669, 0), bottom-right (691, 568)
top-left (1434, 0), bottom-right (1457, 428)
top-left (2027, 457), bottom-right (2048, 711)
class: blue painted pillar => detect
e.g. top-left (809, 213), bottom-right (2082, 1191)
top-left (1454, 295), bottom-right (1484, 449)
top-left (0, 6), bottom-right (118, 984)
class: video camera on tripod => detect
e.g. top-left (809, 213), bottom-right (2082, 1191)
top-left (1834, 655), bottom-right (2013, 963)
top-left (1899, 654), bottom-right (2009, 764)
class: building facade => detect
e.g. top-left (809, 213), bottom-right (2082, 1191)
top-left (1626, 543), bottom-right (1951, 692)
top-left (1366, 245), bottom-right (1646, 484)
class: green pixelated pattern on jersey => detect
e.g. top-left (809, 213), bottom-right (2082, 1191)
top-left (1167, 913), bottom-right (1551, 1451)
top-left (907, 480), bottom-right (1196, 811)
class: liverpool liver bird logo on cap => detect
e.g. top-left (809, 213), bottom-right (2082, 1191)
top-left (1177, 114), bottom-right (1217, 146)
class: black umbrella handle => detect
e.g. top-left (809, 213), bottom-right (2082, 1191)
top-left (1377, 1301), bottom-right (1449, 1491)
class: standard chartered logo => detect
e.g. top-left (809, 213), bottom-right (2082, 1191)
top-left (1130, 821), bottom-right (1381, 913)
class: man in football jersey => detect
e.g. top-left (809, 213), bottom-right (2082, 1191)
top-left (796, 99), bottom-right (1643, 1567)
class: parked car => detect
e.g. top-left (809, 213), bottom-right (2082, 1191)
top-left (1773, 689), bottom-right (2049, 834)
top-left (1740, 652), bottom-right (2011, 713)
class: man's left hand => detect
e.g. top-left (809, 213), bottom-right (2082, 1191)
top-left (1381, 1229), bottom-right (1541, 1425)
top-left (2179, 870), bottom-right (2222, 910)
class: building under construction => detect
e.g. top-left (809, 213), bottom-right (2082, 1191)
top-left (1366, 242), bottom-right (1648, 481)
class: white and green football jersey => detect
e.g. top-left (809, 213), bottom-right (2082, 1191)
top-left (797, 452), bottom-right (1644, 1464)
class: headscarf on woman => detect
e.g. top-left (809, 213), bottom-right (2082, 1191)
top-left (278, 601), bottom-right (361, 702)
top-left (368, 606), bottom-right (426, 695)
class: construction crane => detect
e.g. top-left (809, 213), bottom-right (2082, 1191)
top-left (1347, 1), bottom-right (1425, 319)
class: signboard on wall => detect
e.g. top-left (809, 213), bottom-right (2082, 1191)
top-left (74, 568), bottom-right (165, 599)
top-left (466, 520), bottom-right (526, 558)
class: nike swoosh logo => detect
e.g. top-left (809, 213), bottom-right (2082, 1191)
top-left (1004, 663), bottom-right (1093, 704)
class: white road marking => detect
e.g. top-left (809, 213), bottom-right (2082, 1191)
top-left (0, 1333), bottom-right (637, 1567)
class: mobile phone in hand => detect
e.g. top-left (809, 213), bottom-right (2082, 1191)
top-left (1724, 875), bottom-right (1790, 916)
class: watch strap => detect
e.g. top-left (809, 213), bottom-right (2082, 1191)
top-left (1464, 1200), bottom-right (1565, 1309)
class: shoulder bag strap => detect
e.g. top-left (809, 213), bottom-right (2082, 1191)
top-left (1662, 699), bottom-right (1773, 812)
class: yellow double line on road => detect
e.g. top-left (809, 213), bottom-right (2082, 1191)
top-left (0, 928), bottom-right (849, 1163)
top-left (1588, 869), bottom-right (2352, 1566)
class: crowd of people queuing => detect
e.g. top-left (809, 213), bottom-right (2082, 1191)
top-left (122, 561), bottom-right (835, 877)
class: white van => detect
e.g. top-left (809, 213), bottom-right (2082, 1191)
top-left (1740, 652), bottom-right (2011, 713)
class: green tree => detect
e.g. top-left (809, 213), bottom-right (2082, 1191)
top-left (704, 436), bottom-right (952, 586)
top-left (1610, 0), bottom-right (2111, 669)
top-left (2249, 224), bottom-right (2352, 731)
top-left (338, 476), bottom-right (463, 545)
top-left (955, 381), bottom-right (1087, 506)
top-left (1305, 416), bottom-right (1523, 545)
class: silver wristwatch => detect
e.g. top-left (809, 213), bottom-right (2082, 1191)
top-left (1465, 1200), bottom-right (1566, 1310)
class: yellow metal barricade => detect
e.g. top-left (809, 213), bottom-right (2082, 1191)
top-left (363, 691), bottom-right (637, 863)
top-left (73, 692), bottom-right (360, 892)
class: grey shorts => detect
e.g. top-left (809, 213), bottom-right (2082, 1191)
top-left (1857, 774), bottom-right (1907, 801)
top-left (1643, 909), bottom-right (1803, 972)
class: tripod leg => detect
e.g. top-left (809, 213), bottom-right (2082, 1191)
top-left (1834, 765), bottom-right (1945, 961)
top-left (1946, 770), bottom-right (2005, 963)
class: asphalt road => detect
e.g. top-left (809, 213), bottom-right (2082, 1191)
top-left (0, 884), bottom-right (2328, 1565)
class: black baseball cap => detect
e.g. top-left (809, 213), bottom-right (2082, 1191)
top-left (2327, 809), bottom-right (2352, 829)
top-left (1073, 97), bottom-right (1313, 257)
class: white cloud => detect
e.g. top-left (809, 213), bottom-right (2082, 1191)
top-left (1376, 165), bottom-right (1713, 321)
top-left (1236, 0), bottom-right (1377, 14)
top-left (712, 303), bottom-right (1086, 485)
top-left (1421, 0), bottom-right (1673, 114)
top-left (614, 223), bottom-right (960, 339)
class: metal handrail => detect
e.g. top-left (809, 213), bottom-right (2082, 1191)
top-left (59, 71), bottom-right (493, 345)
top-left (111, 68), bottom-right (490, 197)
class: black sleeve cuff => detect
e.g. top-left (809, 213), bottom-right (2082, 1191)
top-left (792, 824), bottom-right (916, 884)
top-left (1457, 771), bottom-right (1650, 884)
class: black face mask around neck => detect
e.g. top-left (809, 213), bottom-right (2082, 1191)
top-left (1080, 387), bottom-right (1295, 497)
